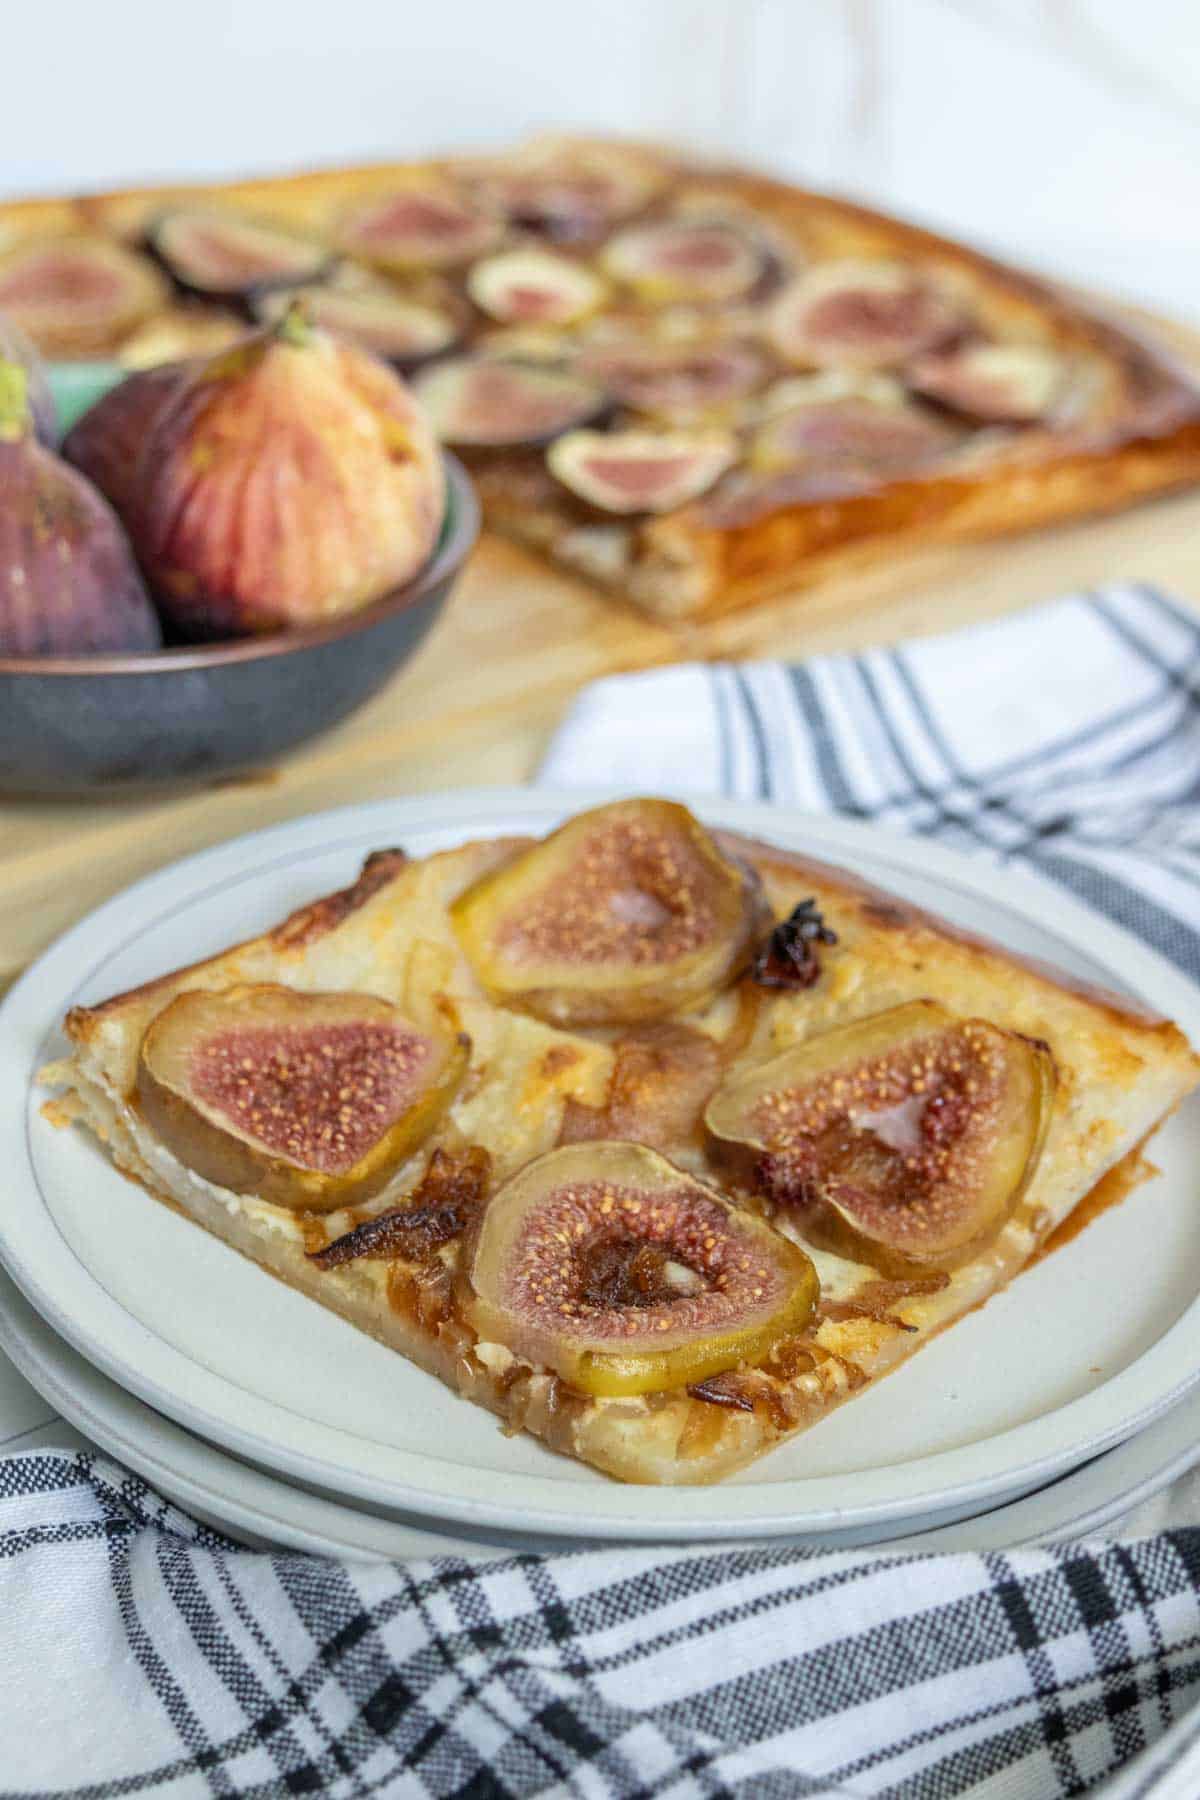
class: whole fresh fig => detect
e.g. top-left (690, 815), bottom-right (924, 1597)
top-left (125, 307), bottom-right (447, 637)
top-left (0, 309), bottom-right (56, 443)
top-left (0, 360), bottom-right (162, 657)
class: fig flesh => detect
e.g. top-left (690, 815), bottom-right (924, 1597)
top-left (451, 797), bottom-right (770, 1026)
top-left (602, 221), bottom-right (762, 303)
top-left (150, 208), bottom-right (333, 301)
top-left (577, 337), bottom-right (766, 423)
top-left (547, 427), bottom-right (735, 513)
top-left (125, 309), bottom-right (446, 637)
top-left (253, 283), bottom-right (460, 366)
top-left (767, 260), bottom-right (964, 370)
top-left (906, 342), bottom-right (1069, 424)
top-left (136, 984), bottom-right (470, 1212)
top-left (0, 310), bottom-right (56, 442)
top-left (751, 395), bottom-right (958, 475)
top-left (0, 361), bottom-right (161, 656)
top-left (467, 247), bottom-right (606, 327)
top-left (464, 1141), bottom-right (818, 1396)
top-left (706, 1001), bottom-right (1056, 1270)
top-left (62, 359), bottom-right (190, 520)
top-left (412, 355), bottom-right (607, 448)
top-left (336, 185), bottom-right (503, 270)
top-left (0, 235), bottom-right (167, 357)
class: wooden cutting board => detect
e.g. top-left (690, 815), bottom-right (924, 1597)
top-left (3, 306), bottom-right (1198, 989)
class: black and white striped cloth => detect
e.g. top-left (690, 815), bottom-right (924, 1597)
top-left (4, 585), bottom-right (1200, 1799)
top-left (541, 585), bottom-right (1200, 981)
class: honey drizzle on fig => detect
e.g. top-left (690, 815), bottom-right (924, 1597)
top-left (751, 1023), bottom-right (1012, 1249)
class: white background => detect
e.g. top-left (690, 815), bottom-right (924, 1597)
top-left (4, 0), bottom-right (1200, 318)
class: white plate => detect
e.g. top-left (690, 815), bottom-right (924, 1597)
top-left (3, 788), bottom-right (1200, 1543)
top-left (3, 1259), bottom-right (1199, 1561)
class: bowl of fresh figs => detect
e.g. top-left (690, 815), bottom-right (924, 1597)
top-left (0, 306), bottom-right (477, 794)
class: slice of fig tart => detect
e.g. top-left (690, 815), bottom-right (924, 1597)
top-left (40, 799), bottom-right (1199, 1485)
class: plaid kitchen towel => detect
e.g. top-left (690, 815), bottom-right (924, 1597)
top-left (5, 583), bottom-right (1200, 1800)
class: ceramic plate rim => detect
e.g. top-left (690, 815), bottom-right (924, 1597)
top-left (3, 1260), bottom-right (1199, 1561)
top-left (2, 786), bottom-right (1199, 1542)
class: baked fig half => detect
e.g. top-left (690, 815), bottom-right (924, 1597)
top-left (767, 260), bottom-right (964, 370)
top-left (547, 427), bottom-right (735, 513)
top-left (336, 184), bottom-right (503, 271)
top-left (463, 1141), bottom-right (818, 1396)
top-left (254, 282), bottom-right (460, 367)
top-left (462, 141), bottom-right (666, 241)
top-left (602, 220), bottom-right (763, 303)
top-left (750, 395), bottom-right (958, 476)
top-left (451, 797), bottom-right (770, 1026)
top-left (149, 208), bottom-right (334, 302)
top-left (578, 336), bottom-right (766, 424)
top-left (467, 247), bottom-right (607, 327)
top-left (706, 1001), bottom-right (1056, 1271)
top-left (906, 342), bottom-right (1070, 424)
top-left (412, 355), bottom-right (608, 448)
top-left (0, 235), bottom-right (167, 357)
top-left (136, 984), bottom-right (470, 1213)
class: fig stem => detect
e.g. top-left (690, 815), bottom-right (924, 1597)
top-left (272, 298), bottom-right (313, 347)
top-left (0, 359), bottom-right (30, 442)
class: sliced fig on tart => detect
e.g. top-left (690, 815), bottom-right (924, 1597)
top-left (463, 1141), bottom-right (818, 1396)
top-left (576, 337), bottom-right (766, 423)
top-left (0, 235), bottom-right (168, 356)
top-left (906, 342), bottom-right (1070, 424)
top-left (767, 260), bottom-right (964, 370)
top-left (750, 394), bottom-right (959, 475)
top-left (706, 1001), bottom-right (1056, 1271)
top-left (602, 220), bottom-right (763, 303)
top-left (149, 209), bottom-right (333, 302)
top-left (467, 247), bottom-right (607, 327)
top-left (336, 184), bottom-right (503, 271)
top-left (136, 984), bottom-right (470, 1212)
top-left (462, 141), bottom-right (666, 241)
top-left (412, 355), bottom-right (608, 448)
top-left (547, 426), bottom-right (735, 513)
top-left (450, 797), bottom-right (769, 1027)
top-left (254, 283), bottom-right (460, 366)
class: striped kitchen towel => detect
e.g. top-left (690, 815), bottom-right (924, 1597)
top-left (540, 584), bottom-right (1200, 980)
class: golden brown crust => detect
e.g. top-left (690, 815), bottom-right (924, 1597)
top-left (717, 831), bottom-right (1182, 1036)
top-left (66, 844), bottom-right (415, 1041)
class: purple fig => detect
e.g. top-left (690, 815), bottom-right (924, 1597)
top-left (0, 361), bottom-right (162, 657)
top-left (63, 360), bottom-right (191, 521)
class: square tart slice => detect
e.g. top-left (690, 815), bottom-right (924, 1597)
top-left (41, 801), bottom-right (1200, 1485)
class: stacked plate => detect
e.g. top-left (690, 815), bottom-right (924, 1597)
top-left (3, 789), bottom-right (1200, 1560)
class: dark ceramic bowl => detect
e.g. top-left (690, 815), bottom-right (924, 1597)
top-left (0, 455), bottom-right (478, 796)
